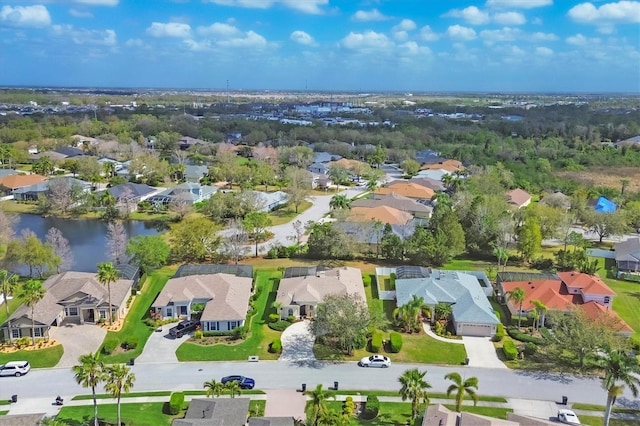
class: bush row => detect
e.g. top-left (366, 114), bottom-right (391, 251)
top-left (506, 327), bottom-right (546, 345)
top-left (389, 332), bottom-right (403, 353)
top-left (362, 275), bottom-right (372, 287)
top-left (268, 320), bottom-right (292, 332)
top-left (370, 330), bottom-right (383, 353)
top-left (492, 324), bottom-right (506, 342)
top-left (502, 340), bottom-right (518, 360)
top-left (169, 392), bottom-right (184, 415)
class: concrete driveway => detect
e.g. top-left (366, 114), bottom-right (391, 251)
top-left (279, 320), bottom-right (316, 363)
top-left (462, 336), bottom-right (508, 369)
top-left (50, 323), bottom-right (107, 368)
top-left (136, 323), bottom-right (185, 364)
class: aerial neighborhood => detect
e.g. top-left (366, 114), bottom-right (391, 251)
top-left (0, 89), bottom-right (639, 426)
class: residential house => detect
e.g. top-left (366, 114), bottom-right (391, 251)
top-left (147, 182), bottom-right (217, 205)
top-left (249, 418), bottom-right (295, 426)
top-left (184, 165), bottom-right (209, 183)
top-left (0, 169), bottom-right (19, 178)
top-left (13, 177), bottom-right (91, 202)
top-left (614, 237), bottom-right (640, 274)
top-left (414, 149), bottom-right (443, 165)
top-left (0, 413), bottom-right (47, 426)
top-left (420, 159), bottom-right (464, 173)
top-left (423, 404), bottom-right (557, 426)
top-left (151, 273), bottom-right (252, 333)
top-left (375, 181), bottom-right (435, 201)
top-left (1, 272), bottom-right (134, 342)
top-left (98, 158), bottom-right (124, 172)
top-left (308, 162), bottom-right (329, 175)
top-left (105, 182), bottom-right (158, 203)
top-left (506, 188), bottom-right (532, 209)
top-left (393, 267), bottom-right (500, 337)
top-left (178, 136), bottom-right (208, 150)
top-left (615, 135), bottom-right (640, 148)
top-left (30, 147), bottom-right (85, 162)
top-left (337, 221), bottom-right (416, 246)
top-left (351, 192), bottom-right (433, 218)
top-left (409, 176), bottom-right (446, 192)
top-left (252, 190), bottom-right (288, 212)
top-left (557, 271), bottom-right (615, 308)
top-left (348, 205), bottom-right (414, 226)
top-left (276, 266), bottom-right (366, 319)
top-left (172, 398), bottom-right (249, 426)
top-left (313, 151), bottom-right (341, 163)
top-left (0, 173), bottom-right (47, 196)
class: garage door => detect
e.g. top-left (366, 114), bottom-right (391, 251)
top-left (459, 323), bottom-right (492, 337)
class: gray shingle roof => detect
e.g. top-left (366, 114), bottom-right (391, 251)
top-left (172, 398), bottom-right (249, 426)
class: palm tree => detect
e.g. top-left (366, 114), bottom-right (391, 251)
top-left (445, 372), bottom-right (479, 412)
top-left (96, 262), bottom-right (119, 326)
top-left (203, 379), bottom-right (225, 397)
top-left (73, 352), bottom-right (105, 426)
top-left (0, 270), bottom-right (19, 339)
top-left (393, 295), bottom-right (424, 333)
top-left (17, 279), bottom-right (45, 346)
top-left (600, 350), bottom-right (640, 426)
top-left (506, 287), bottom-right (526, 328)
top-left (329, 194), bottom-right (350, 210)
top-left (104, 363), bottom-right (136, 426)
top-left (224, 380), bottom-right (242, 398)
top-left (306, 384), bottom-right (335, 426)
top-left (531, 299), bottom-right (547, 330)
top-left (398, 368), bottom-right (431, 421)
top-left (493, 246), bottom-right (509, 272)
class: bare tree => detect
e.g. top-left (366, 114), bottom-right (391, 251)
top-left (48, 178), bottom-right (80, 215)
top-left (46, 227), bottom-right (73, 272)
top-left (222, 220), bottom-right (250, 264)
top-left (116, 186), bottom-right (136, 218)
top-left (0, 206), bottom-right (15, 250)
top-left (106, 221), bottom-right (128, 265)
top-left (172, 148), bottom-right (189, 165)
top-left (169, 197), bottom-right (193, 219)
top-left (287, 220), bottom-right (309, 248)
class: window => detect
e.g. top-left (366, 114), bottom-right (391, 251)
top-left (99, 310), bottom-right (107, 319)
top-left (11, 329), bottom-right (20, 339)
top-left (288, 308), bottom-right (294, 317)
top-left (180, 306), bottom-right (187, 315)
top-left (166, 308), bottom-right (173, 317)
top-left (66, 307), bottom-right (78, 316)
top-left (604, 296), bottom-right (610, 304)
top-left (34, 328), bottom-right (42, 337)
top-left (229, 321), bottom-right (238, 330)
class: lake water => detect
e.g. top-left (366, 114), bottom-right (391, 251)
top-left (11, 214), bottom-right (164, 273)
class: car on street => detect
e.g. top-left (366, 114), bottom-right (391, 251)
top-left (221, 375), bottom-right (255, 389)
top-left (358, 355), bottom-right (391, 368)
top-left (557, 409), bottom-right (581, 425)
top-left (169, 320), bottom-right (199, 338)
top-left (0, 361), bottom-right (31, 377)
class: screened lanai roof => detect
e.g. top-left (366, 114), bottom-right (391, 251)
top-left (174, 264), bottom-right (253, 278)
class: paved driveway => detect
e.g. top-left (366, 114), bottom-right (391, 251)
top-left (136, 324), bottom-right (185, 364)
top-left (279, 320), bottom-right (316, 363)
top-left (50, 323), bottom-right (107, 368)
top-left (462, 336), bottom-right (508, 369)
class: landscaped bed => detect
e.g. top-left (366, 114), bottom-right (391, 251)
top-left (0, 343), bottom-right (63, 368)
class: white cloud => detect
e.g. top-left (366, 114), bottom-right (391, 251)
top-left (480, 27), bottom-right (521, 42)
top-left (447, 25), bottom-right (477, 41)
top-left (398, 41), bottom-right (431, 57)
top-left (206, 0), bottom-right (328, 14)
top-left (493, 11), bottom-right (526, 25)
top-left (197, 23), bottom-right (241, 37)
top-left (69, 8), bottom-right (93, 18)
top-left (566, 33), bottom-right (601, 45)
top-left (290, 30), bottom-right (315, 46)
top-left (535, 46), bottom-right (553, 56)
top-left (146, 22), bottom-right (191, 38)
top-left (392, 19), bottom-right (416, 41)
top-left (568, 1), bottom-right (640, 24)
top-left (52, 24), bottom-right (117, 46)
top-left (125, 38), bottom-right (144, 47)
top-left (340, 31), bottom-right (392, 50)
top-left (485, 0), bottom-right (553, 9)
top-left (217, 30), bottom-right (267, 47)
top-left (530, 31), bottom-right (558, 41)
top-left (419, 25), bottom-right (440, 41)
top-left (73, 0), bottom-right (119, 5)
top-left (444, 6), bottom-right (490, 25)
top-left (352, 9), bottom-right (389, 22)
top-left (0, 5), bottom-right (51, 28)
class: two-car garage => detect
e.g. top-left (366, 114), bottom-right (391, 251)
top-left (455, 322), bottom-right (496, 337)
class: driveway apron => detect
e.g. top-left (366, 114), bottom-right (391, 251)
top-left (50, 323), bottom-right (107, 368)
top-left (136, 324), bottom-right (183, 364)
top-left (462, 336), bottom-right (508, 369)
top-left (279, 320), bottom-right (316, 363)
top-left (263, 389), bottom-right (306, 419)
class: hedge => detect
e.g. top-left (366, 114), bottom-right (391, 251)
top-left (361, 395), bottom-right (380, 420)
top-left (202, 331), bottom-right (233, 337)
top-left (268, 320), bottom-right (291, 332)
top-left (169, 392), bottom-right (184, 415)
top-left (102, 337), bottom-right (119, 355)
top-left (492, 324), bottom-right (505, 342)
top-left (506, 327), bottom-right (545, 345)
top-left (362, 275), bottom-right (371, 287)
top-left (389, 332), bottom-right (403, 353)
top-left (502, 340), bottom-right (518, 360)
top-left (269, 338), bottom-right (282, 354)
top-left (370, 330), bottom-right (383, 353)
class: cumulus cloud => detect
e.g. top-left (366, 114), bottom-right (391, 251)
top-left (493, 11), bottom-right (526, 25)
top-left (206, 0), bottom-right (329, 14)
top-left (52, 24), bottom-right (117, 46)
top-left (486, 0), bottom-right (552, 8)
top-left (480, 27), bottom-right (521, 42)
top-left (535, 46), bottom-right (553, 56)
top-left (568, 1), bottom-right (640, 24)
top-left (392, 19), bottom-right (416, 41)
top-left (73, 0), bottom-right (119, 5)
top-left (444, 6), bottom-right (490, 25)
top-left (352, 9), bottom-right (389, 22)
top-left (566, 33), bottom-right (601, 45)
top-left (69, 8), bottom-right (94, 18)
top-left (125, 38), bottom-right (145, 47)
top-left (197, 22), bottom-right (241, 37)
top-left (0, 5), bottom-right (51, 28)
top-left (340, 31), bottom-right (392, 50)
top-left (420, 25), bottom-right (440, 41)
top-left (217, 30), bottom-right (266, 47)
top-left (146, 22), bottom-right (191, 38)
top-left (290, 30), bottom-right (315, 45)
top-left (530, 31), bottom-right (558, 41)
top-left (447, 25), bottom-right (477, 41)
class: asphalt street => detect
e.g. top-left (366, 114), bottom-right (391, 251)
top-left (3, 360), bottom-right (635, 408)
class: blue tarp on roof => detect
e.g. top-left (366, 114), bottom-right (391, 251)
top-left (595, 196), bottom-right (617, 213)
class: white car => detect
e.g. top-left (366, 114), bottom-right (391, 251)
top-left (557, 409), bottom-right (581, 425)
top-left (359, 355), bottom-right (391, 368)
top-left (0, 361), bottom-right (31, 377)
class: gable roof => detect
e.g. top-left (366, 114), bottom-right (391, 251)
top-left (0, 174), bottom-right (47, 190)
top-left (409, 176), bottom-right (446, 191)
top-left (420, 159), bottom-right (464, 172)
top-left (173, 397), bottom-right (250, 426)
top-left (0, 169), bottom-right (18, 178)
top-left (614, 237), bottom-right (640, 263)
top-left (580, 301), bottom-right (633, 334)
top-left (55, 146), bottom-right (85, 157)
top-left (276, 266), bottom-right (366, 307)
top-left (153, 273), bottom-right (252, 322)
top-left (376, 181), bottom-right (435, 200)
top-left (557, 271), bottom-right (615, 296)
top-left (352, 192), bottom-right (433, 216)
top-left (506, 188), bottom-right (531, 208)
top-left (348, 205), bottom-right (413, 226)
top-left (107, 183), bottom-right (157, 199)
top-left (249, 418), bottom-right (295, 426)
top-left (500, 279), bottom-right (579, 312)
top-left (13, 177), bottom-right (91, 195)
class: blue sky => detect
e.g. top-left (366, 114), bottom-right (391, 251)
top-left (0, 0), bottom-right (639, 92)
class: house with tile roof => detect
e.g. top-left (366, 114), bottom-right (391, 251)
top-left (275, 266), bottom-right (366, 319)
top-left (13, 176), bottom-right (91, 201)
top-left (420, 159), bottom-right (464, 173)
top-left (348, 205), bottom-right (414, 226)
top-left (614, 237), bottom-right (640, 274)
top-left (394, 267), bottom-right (500, 337)
top-left (152, 273), bottom-right (252, 333)
top-left (557, 271), bottom-right (615, 308)
top-left (375, 181), bottom-right (436, 201)
top-left (1, 272), bottom-right (134, 343)
top-left (506, 188), bottom-right (532, 209)
top-left (0, 173), bottom-right (47, 195)
top-left (409, 176), bottom-right (446, 192)
top-left (352, 192), bottom-right (433, 218)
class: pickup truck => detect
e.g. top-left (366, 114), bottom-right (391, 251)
top-left (169, 320), bottom-right (199, 338)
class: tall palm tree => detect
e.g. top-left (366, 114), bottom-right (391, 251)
top-left (600, 350), bottom-right (640, 426)
top-left (0, 270), bottom-right (19, 339)
top-left (203, 379), bottom-right (225, 398)
top-left (506, 287), bottom-right (526, 328)
top-left (445, 372), bottom-right (479, 412)
top-left (329, 194), bottom-right (350, 210)
top-left (104, 363), bottom-right (136, 426)
top-left (307, 384), bottom-right (336, 426)
top-left (398, 368), bottom-right (431, 421)
top-left (17, 279), bottom-right (45, 346)
top-left (531, 299), bottom-right (547, 330)
top-left (96, 262), bottom-right (119, 326)
top-left (73, 352), bottom-right (105, 426)
top-left (224, 381), bottom-right (242, 398)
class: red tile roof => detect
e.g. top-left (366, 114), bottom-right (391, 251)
top-left (501, 280), bottom-right (578, 312)
top-left (557, 271), bottom-right (615, 296)
top-left (580, 301), bottom-right (633, 334)
top-left (0, 174), bottom-right (46, 190)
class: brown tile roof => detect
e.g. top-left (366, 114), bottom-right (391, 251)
top-left (153, 273), bottom-right (252, 321)
top-left (580, 301), bottom-right (633, 334)
top-left (506, 188), bottom-right (531, 208)
top-left (500, 280), bottom-right (578, 312)
top-left (0, 174), bottom-right (47, 190)
top-left (420, 159), bottom-right (464, 172)
top-left (349, 205), bottom-right (413, 225)
top-left (376, 181), bottom-right (435, 200)
top-left (276, 266), bottom-right (366, 307)
top-left (351, 192), bottom-right (432, 216)
top-left (557, 271), bottom-right (615, 296)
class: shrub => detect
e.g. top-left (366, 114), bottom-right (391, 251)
top-left (269, 313), bottom-right (280, 323)
top-left (494, 309), bottom-right (501, 321)
top-left (507, 327), bottom-right (545, 345)
top-left (524, 342), bottom-right (537, 356)
top-left (102, 337), bottom-right (119, 355)
top-left (121, 337), bottom-right (138, 350)
top-left (434, 321), bottom-right (445, 336)
top-left (268, 338), bottom-right (282, 354)
top-left (268, 320), bottom-right (291, 332)
top-left (630, 335), bottom-right (640, 351)
top-left (169, 392), bottom-right (184, 415)
top-left (539, 327), bottom-right (554, 342)
top-left (493, 324), bottom-right (505, 342)
top-left (287, 315), bottom-right (297, 323)
top-left (362, 275), bottom-right (371, 287)
top-left (370, 330), bottom-right (383, 353)
top-left (202, 331), bottom-right (233, 337)
top-left (343, 396), bottom-right (355, 416)
top-left (353, 333), bottom-right (367, 350)
top-left (531, 257), bottom-right (554, 271)
top-left (502, 340), bottom-right (518, 360)
top-left (193, 330), bottom-right (203, 340)
top-left (362, 395), bottom-right (380, 419)
top-left (231, 326), bottom-right (248, 340)
top-left (389, 332), bottom-right (403, 353)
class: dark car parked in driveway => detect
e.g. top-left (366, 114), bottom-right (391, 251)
top-left (221, 375), bottom-right (255, 389)
top-left (169, 320), bottom-right (199, 338)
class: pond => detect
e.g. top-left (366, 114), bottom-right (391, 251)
top-left (11, 214), bottom-right (165, 273)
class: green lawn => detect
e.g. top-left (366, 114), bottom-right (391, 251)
top-left (598, 272), bottom-right (640, 337)
top-left (176, 269), bottom-right (283, 361)
top-left (57, 402), bottom-right (178, 426)
top-left (72, 390), bottom-right (265, 400)
top-left (319, 401), bottom-right (416, 425)
top-left (335, 390), bottom-right (507, 403)
top-left (100, 267), bottom-right (176, 364)
top-left (0, 344), bottom-right (63, 367)
top-left (579, 415), bottom-right (639, 426)
top-left (0, 296), bottom-right (23, 327)
top-left (571, 403), bottom-right (640, 414)
top-left (443, 404), bottom-right (513, 420)
top-left (267, 201), bottom-right (313, 226)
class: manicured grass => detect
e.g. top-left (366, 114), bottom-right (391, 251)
top-left (176, 269), bottom-right (283, 361)
top-left (128, 211), bottom-right (175, 222)
top-left (72, 389), bottom-right (265, 400)
top-left (250, 400), bottom-right (266, 417)
top-left (100, 267), bottom-right (176, 364)
top-left (57, 402), bottom-right (178, 426)
top-left (0, 201), bottom-right (38, 214)
top-left (0, 344), bottom-right (63, 368)
top-left (318, 401), bottom-right (415, 426)
top-left (336, 390), bottom-right (507, 403)
top-left (242, 258), bottom-right (382, 275)
top-left (579, 415), bottom-right (639, 426)
top-left (598, 272), bottom-right (640, 337)
top-left (571, 403), bottom-right (640, 414)
top-left (0, 410), bottom-right (8, 415)
top-left (267, 201), bottom-right (313, 225)
top-left (0, 296), bottom-right (23, 326)
top-left (443, 404), bottom-right (513, 419)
